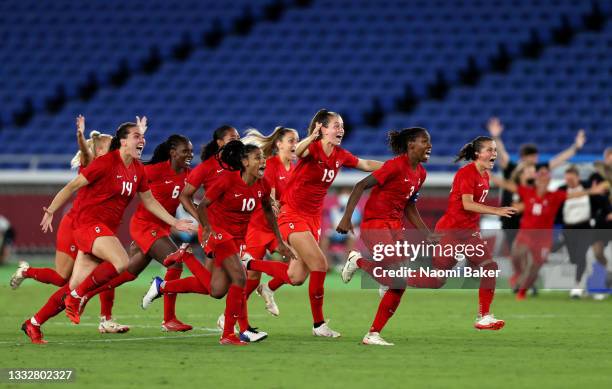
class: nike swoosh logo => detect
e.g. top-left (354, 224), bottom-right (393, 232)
top-left (279, 177), bottom-right (286, 180)
top-left (404, 178), bottom-right (409, 182)
top-left (478, 184), bottom-right (484, 187)
top-left (234, 194), bottom-right (243, 198)
top-left (216, 169), bottom-right (223, 173)
top-left (116, 175), bottom-right (122, 179)
top-left (164, 180), bottom-right (173, 184)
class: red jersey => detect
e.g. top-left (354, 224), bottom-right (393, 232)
top-left (73, 150), bottom-right (150, 232)
top-left (66, 166), bottom-right (85, 218)
top-left (132, 161), bottom-right (190, 225)
top-left (364, 155), bottom-right (427, 222)
top-left (248, 155), bottom-right (296, 233)
top-left (282, 141), bottom-right (359, 216)
top-left (186, 156), bottom-right (225, 191)
top-left (518, 186), bottom-right (567, 229)
top-left (206, 171), bottom-right (272, 240)
top-left (438, 162), bottom-right (489, 230)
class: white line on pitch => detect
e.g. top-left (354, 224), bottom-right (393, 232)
top-left (0, 333), bottom-right (218, 345)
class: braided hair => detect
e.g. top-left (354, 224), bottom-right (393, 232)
top-left (146, 134), bottom-right (190, 165)
top-left (388, 127), bottom-right (428, 155)
top-left (217, 140), bottom-right (260, 173)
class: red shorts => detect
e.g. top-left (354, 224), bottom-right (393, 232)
top-left (201, 227), bottom-right (245, 267)
top-left (514, 230), bottom-right (551, 265)
top-left (56, 214), bottom-right (78, 260)
top-left (432, 228), bottom-right (492, 270)
top-left (245, 224), bottom-right (278, 260)
top-left (130, 217), bottom-right (170, 254)
top-left (73, 223), bottom-right (115, 254)
top-left (360, 219), bottom-right (406, 253)
top-left (277, 204), bottom-right (321, 243)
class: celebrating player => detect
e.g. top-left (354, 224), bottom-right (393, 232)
top-left (241, 126), bottom-right (298, 317)
top-left (337, 127), bottom-right (432, 346)
top-left (143, 140), bottom-right (294, 345)
top-left (37, 120), bottom-right (193, 329)
top-left (244, 109), bottom-right (382, 337)
top-left (76, 134), bottom-right (196, 332)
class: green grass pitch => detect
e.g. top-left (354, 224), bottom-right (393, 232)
top-left (2, 262), bottom-right (611, 388)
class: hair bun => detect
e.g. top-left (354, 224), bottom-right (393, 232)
top-left (89, 130), bottom-right (101, 138)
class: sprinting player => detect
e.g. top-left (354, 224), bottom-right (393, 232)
top-left (244, 109), bottom-right (382, 337)
top-left (36, 120), bottom-right (193, 332)
top-left (14, 116), bottom-right (129, 342)
top-left (77, 134), bottom-right (196, 332)
top-left (337, 128), bottom-right (432, 346)
top-left (493, 164), bottom-right (605, 300)
top-left (143, 140), bottom-right (294, 345)
top-left (241, 126), bottom-right (298, 317)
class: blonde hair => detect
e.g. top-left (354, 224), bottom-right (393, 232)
top-left (70, 130), bottom-right (112, 169)
top-left (242, 127), bottom-right (298, 158)
top-left (511, 161), bottom-right (535, 184)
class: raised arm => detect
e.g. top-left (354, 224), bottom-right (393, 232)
top-left (336, 174), bottom-right (378, 234)
top-left (76, 115), bottom-right (94, 167)
top-left (549, 129), bottom-right (585, 170)
top-left (487, 117), bottom-right (510, 169)
top-left (40, 174), bottom-right (89, 233)
top-left (295, 123), bottom-right (321, 158)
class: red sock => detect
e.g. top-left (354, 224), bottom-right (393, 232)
top-left (74, 262), bottom-right (119, 297)
top-left (478, 262), bottom-right (498, 316)
top-left (183, 252), bottom-right (211, 291)
top-left (223, 285), bottom-right (244, 337)
top-left (24, 268), bottom-right (66, 287)
top-left (163, 267), bottom-right (182, 322)
top-left (309, 271), bottom-right (326, 324)
top-left (268, 277), bottom-right (285, 291)
top-left (85, 270), bottom-right (138, 300)
top-left (237, 292), bottom-right (250, 333)
top-left (33, 284), bottom-right (70, 325)
top-left (99, 289), bottom-right (114, 320)
top-left (370, 289), bottom-right (405, 333)
top-left (248, 260), bottom-right (291, 284)
top-left (161, 276), bottom-right (209, 294)
top-left (245, 278), bottom-right (260, 299)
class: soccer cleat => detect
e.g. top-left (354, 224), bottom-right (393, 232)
top-left (516, 289), bottom-right (527, 301)
top-left (163, 243), bottom-right (190, 266)
top-left (362, 332), bottom-right (394, 346)
top-left (341, 250), bottom-right (361, 283)
top-left (474, 314), bottom-right (505, 330)
top-left (64, 293), bottom-right (84, 324)
top-left (21, 320), bottom-right (47, 344)
top-left (219, 333), bottom-right (248, 346)
top-left (256, 283), bottom-right (279, 316)
top-left (10, 261), bottom-right (30, 289)
top-left (569, 288), bottom-right (584, 299)
top-left (239, 327), bottom-right (268, 343)
top-left (379, 284), bottom-right (389, 298)
top-left (142, 277), bottom-right (163, 309)
top-left (161, 318), bottom-right (193, 332)
top-left (312, 321), bottom-right (341, 338)
top-left (240, 252), bottom-right (254, 269)
top-left (98, 317), bottom-right (130, 334)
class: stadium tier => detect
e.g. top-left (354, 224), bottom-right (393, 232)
top-left (0, 0), bottom-right (610, 169)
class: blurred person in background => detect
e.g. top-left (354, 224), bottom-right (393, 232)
top-left (487, 117), bottom-right (586, 251)
top-left (0, 215), bottom-right (15, 266)
top-left (320, 187), bottom-right (362, 272)
top-left (588, 147), bottom-right (612, 289)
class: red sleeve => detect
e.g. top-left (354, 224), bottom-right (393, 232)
top-left (137, 163), bottom-right (150, 193)
top-left (204, 173), bottom-right (228, 204)
top-left (340, 147), bottom-right (359, 168)
top-left (144, 164), bottom-right (160, 184)
top-left (457, 169), bottom-right (475, 196)
top-left (186, 163), bottom-right (206, 188)
top-left (307, 141), bottom-right (320, 159)
top-left (419, 166), bottom-right (427, 189)
top-left (372, 159), bottom-right (397, 186)
top-left (81, 154), bottom-right (109, 184)
top-left (264, 158), bottom-right (278, 190)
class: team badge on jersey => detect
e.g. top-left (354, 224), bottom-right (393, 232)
top-left (95, 226), bottom-right (101, 233)
top-left (70, 245), bottom-right (76, 253)
top-left (151, 230), bottom-right (157, 237)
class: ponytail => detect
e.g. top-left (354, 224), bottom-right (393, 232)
top-left (217, 140), bottom-right (260, 173)
top-left (70, 130), bottom-right (112, 169)
top-left (110, 122), bottom-right (137, 151)
top-left (146, 134), bottom-right (190, 165)
top-left (242, 126), bottom-right (298, 158)
top-left (307, 109), bottom-right (339, 140)
top-left (200, 125), bottom-right (235, 161)
top-left (455, 136), bottom-right (493, 162)
top-left (388, 127), bottom-right (427, 155)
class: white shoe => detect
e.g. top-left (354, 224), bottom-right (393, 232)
top-left (10, 261), bottom-right (30, 289)
top-left (569, 288), bottom-right (584, 299)
top-left (312, 321), bottom-right (341, 338)
top-left (98, 317), bottom-right (130, 333)
top-left (141, 277), bottom-right (163, 309)
top-left (256, 283), bottom-right (279, 316)
top-left (379, 284), bottom-right (389, 298)
top-left (239, 328), bottom-right (268, 343)
top-left (592, 293), bottom-right (608, 301)
top-left (341, 250), bottom-right (361, 283)
top-left (362, 332), bottom-right (394, 346)
top-left (474, 314), bottom-right (505, 330)
top-left (216, 313), bottom-right (238, 334)
top-left (241, 252), bottom-right (253, 268)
